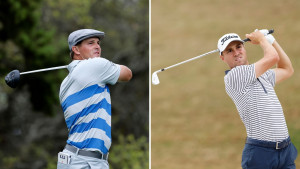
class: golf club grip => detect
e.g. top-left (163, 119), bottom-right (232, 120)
top-left (243, 29), bottom-right (274, 42)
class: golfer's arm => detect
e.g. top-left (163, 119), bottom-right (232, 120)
top-left (118, 65), bottom-right (132, 82)
top-left (272, 41), bottom-right (294, 84)
top-left (254, 39), bottom-right (279, 78)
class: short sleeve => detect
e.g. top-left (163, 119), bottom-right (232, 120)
top-left (83, 58), bottom-right (120, 85)
top-left (264, 69), bottom-right (276, 87)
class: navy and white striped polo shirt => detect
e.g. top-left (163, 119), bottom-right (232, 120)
top-left (59, 57), bottom-right (120, 154)
top-left (224, 64), bottom-right (289, 142)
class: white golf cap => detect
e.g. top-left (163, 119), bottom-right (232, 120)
top-left (217, 33), bottom-right (244, 55)
top-left (68, 29), bottom-right (105, 51)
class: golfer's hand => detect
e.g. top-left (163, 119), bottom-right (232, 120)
top-left (259, 29), bottom-right (275, 44)
top-left (245, 30), bottom-right (267, 45)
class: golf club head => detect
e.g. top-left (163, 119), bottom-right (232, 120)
top-left (152, 71), bottom-right (160, 85)
top-left (5, 70), bottom-right (20, 88)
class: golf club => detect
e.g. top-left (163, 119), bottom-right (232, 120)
top-left (152, 29), bottom-right (274, 85)
top-left (5, 65), bottom-right (68, 88)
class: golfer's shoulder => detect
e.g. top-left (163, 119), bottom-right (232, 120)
top-left (228, 64), bottom-right (254, 76)
top-left (224, 64), bottom-right (255, 83)
top-left (85, 57), bottom-right (109, 64)
top-left (80, 57), bottom-right (114, 68)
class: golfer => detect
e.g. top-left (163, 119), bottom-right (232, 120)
top-left (57, 29), bottom-right (132, 168)
top-left (218, 29), bottom-right (298, 168)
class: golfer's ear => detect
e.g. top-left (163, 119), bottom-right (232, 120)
top-left (220, 54), bottom-right (224, 61)
top-left (72, 46), bottom-right (80, 54)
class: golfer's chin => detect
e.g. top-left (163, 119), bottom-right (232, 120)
top-left (231, 62), bottom-right (247, 68)
top-left (236, 59), bottom-right (249, 66)
top-left (91, 54), bottom-right (101, 58)
top-left (235, 63), bottom-right (244, 67)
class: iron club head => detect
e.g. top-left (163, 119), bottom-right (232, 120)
top-left (152, 71), bottom-right (160, 85)
top-left (5, 70), bottom-right (20, 88)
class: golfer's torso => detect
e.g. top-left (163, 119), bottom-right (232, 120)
top-left (59, 59), bottom-right (116, 154)
top-left (225, 65), bottom-right (289, 142)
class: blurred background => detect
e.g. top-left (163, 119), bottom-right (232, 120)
top-left (0, 0), bottom-right (148, 168)
top-left (151, 0), bottom-right (300, 168)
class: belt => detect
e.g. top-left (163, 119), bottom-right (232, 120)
top-left (65, 144), bottom-right (109, 160)
top-left (246, 137), bottom-right (291, 150)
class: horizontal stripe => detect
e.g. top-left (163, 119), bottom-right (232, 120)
top-left (68, 128), bottom-right (111, 149)
top-left (69, 118), bottom-right (111, 138)
top-left (74, 109), bottom-right (111, 127)
top-left (67, 138), bottom-right (110, 154)
top-left (225, 65), bottom-right (289, 142)
top-left (59, 59), bottom-right (121, 154)
top-left (62, 84), bottom-right (109, 112)
top-left (64, 89), bottom-right (111, 120)
top-left (66, 99), bottom-right (111, 129)
top-left (69, 127), bottom-right (110, 141)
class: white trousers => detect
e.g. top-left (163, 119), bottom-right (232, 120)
top-left (57, 149), bottom-right (109, 169)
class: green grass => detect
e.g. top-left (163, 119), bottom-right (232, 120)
top-left (151, 0), bottom-right (300, 168)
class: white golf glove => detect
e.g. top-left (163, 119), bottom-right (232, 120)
top-left (255, 29), bottom-right (275, 44)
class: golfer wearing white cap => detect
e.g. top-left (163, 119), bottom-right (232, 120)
top-left (57, 29), bottom-right (132, 168)
top-left (218, 29), bottom-right (298, 168)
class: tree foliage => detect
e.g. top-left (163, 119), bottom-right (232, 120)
top-left (0, 0), bottom-right (149, 168)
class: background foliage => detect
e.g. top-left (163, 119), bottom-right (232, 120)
top-left (0, 0), bottom-right (149, 168)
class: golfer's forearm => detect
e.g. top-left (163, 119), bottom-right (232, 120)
top-left (260, 39), bottom-right (279, 63)
top-left (254, 39), bottom-right (279, 78)
top-left (273, 41), bottom-right (294, 74)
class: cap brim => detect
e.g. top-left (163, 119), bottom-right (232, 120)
top-left (75, 33), bottom-right (105, 45)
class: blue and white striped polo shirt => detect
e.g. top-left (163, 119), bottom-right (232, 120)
top-left (59, 57), bottom-right (120, 154)
top-left (224, 64), bottom-right (289, 142)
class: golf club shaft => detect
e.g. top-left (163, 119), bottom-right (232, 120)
top-left (159, 49), bottom-right (219, 73)
top-left (157, 29), bottom-right (274, 73)
top-left (20, 65), bottom-right (68, 75)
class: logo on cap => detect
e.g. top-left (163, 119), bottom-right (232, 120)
top-left (220, 35), bottom-right (239, 45)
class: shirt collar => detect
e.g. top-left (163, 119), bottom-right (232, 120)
top-left (68, 60), bottom-right (81, 73)
top-left (225, 70), bottom-right (230, 75)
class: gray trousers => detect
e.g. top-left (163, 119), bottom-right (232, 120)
top-left (57, 149), bottom-right (109, 169)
